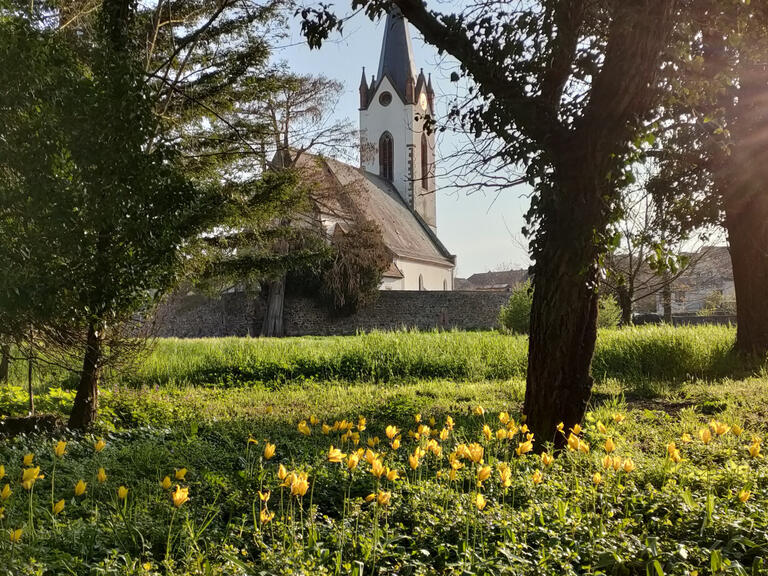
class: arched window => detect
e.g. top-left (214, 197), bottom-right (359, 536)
top-left (379, 132), bottom-right (394, 182)
top-left (421, 133), bottom-right (429, 189)
top-left (418, 274), bottom-right (425, 291)
top-left (443, 279), bottom-right (448, 291)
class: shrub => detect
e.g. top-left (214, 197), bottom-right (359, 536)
top-left (597, 295), bottom-right (622, 328)
top-left (498, 280), bottom-right (532, 334)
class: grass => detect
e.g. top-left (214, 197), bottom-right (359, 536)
top-left (0, 326), bottom-right (767, 575)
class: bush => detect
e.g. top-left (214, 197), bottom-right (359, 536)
top-left (597, 295), bottom-right (622, 328)
top-left (498, 280), bottom-right (532, 334)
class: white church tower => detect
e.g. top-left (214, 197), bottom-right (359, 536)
top-left (359, 8), bottom-right (437, 231)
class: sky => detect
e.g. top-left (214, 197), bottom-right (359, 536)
top-left (271, 9), bottom-right (532, 277)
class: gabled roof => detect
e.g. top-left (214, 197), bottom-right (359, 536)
top-left (376, 8), bottom-right (417, 103)
top-left (295, 154), bottom-right (455, 268)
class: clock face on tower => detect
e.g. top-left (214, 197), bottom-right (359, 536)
top-left (418, 93), bottom-right (428, 110)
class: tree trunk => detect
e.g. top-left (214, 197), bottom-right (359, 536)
top-left (0, 345), bottom-right (9, 383)
top-left (524, 163), bottom-right (605, 449)
top-left (662, 277), bottom-right (672, 323)
top-left (27, 357), bottom-right (34, 415)
top-left (617, 284), bottom-right (632, 326)
top-left (69, 323), bottom-right (103, 429)
top-left (261, 276), bottom-right (286, 337)
top-left (724, 194), bottom-right (768, 354)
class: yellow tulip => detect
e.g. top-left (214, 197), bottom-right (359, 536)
top-left (1, 484), bottom-right (11, 500)
top-left (602, 455), bottom-right (613, 469)
top-left (22, 467), bottom-right (43, 490)
top-left (467, 443), bottom-right (484, 464)
top-left (681, 433), bottom-right (692, 443)
top-left (567, 433), bottom-right (580, 452)
top-left (571, 424), bottom-right (582, 435)
top-left (732, 424), bottom-right (743, 437)
top-left (515, 440), bottom-right (533, 456)
top-left (622, 458), bottom-right (636, 473)
top-left (278, 464), bottom-right (288, 481)
top-left (473, 405), bottom-right (485, 417)
top-left (74, 480), bottom-right (87, 497)
top-left (9, 528), bottom-right (22, 543)
top-left (290, 473), bottom-right (309, 497)
top-left (699, 428), bottom-right (712, 445)
top-left (713, 421), bottom-right (730, 436)
top-left (483, 425), bottom-right (492, 441)
top-left (445, 416), bottom-right (455, 430)
top-left (328, 445), bottom-right (346, 463)
top-left (613, 413), bottom-right (625, 424)
top-left (498, 462), bottom-right (512, 488)
top-left (748, 441), bottom-right (762, 459)
top-left (592, 472), bottom-right (602, 485)
top-left (172, 485), bottom-right (190, 507)
top-left (408, 454), bottom-right (420, 470)
top-left (541, 452), bottom-right (554, 467)
top-left (738, 489), bottom-right (751, 503)
top-left (97, 468), bottom-right (107, 484)
top-left (260, 508), bottom-right (275, 524)
top-left (604, 438), bottom-right (616, 453)
top-left (263, 443), bottom-right (276, 460)
top-left (118, 486), bottom-right (129, 500)
top-left (367, 436), bottom-right (380, 448)
top-left (556, 422), bottom-right (564, 433)
top-left (386, 468), bottom-right (400, 482)
top-left (357, 417), bottom-right (366, 432)
top-left (414, 413), bottom-right (421, 423)
top-left (347, 453), bottom-right (360, 470)
top-left (54, 441), bottom-right (67, 458)
top-left (23, 454), bottom-right (34, 467)
top-left (439, 428), bottom-right (450, 441)
top-left (161, 476), bottom-right (172, 490)
top-left (496, 428), bottom-right (508, 441)
top-left (670, 448), bottom-right (682, 463)
top-left (385, 425), bottom-right (399, 439)
top-left (247, 435), bottom-right (258, 445)
top-left (297, 420), bottom-right (311, 436)
top-left (0, 465), bottom-right (4, 480)
top-left (597, 421), bottom-right (607, 434)
top-left (474, 493), bottom-right (486, 510)
top-left (376, 491), bottom-right (391, 506)
top-left (53, 499), bottom-right (65, 515)
top-left (499, 411), bottom-right (510, 424)
top-left (175, 468), bottom-right (187, 481)
top-left (532, 469), bottom-right (543, 485)
top-left (321, 423), bottom-right (331, 435)
top-left (310, 415), bottom-right (319, 426)
top-left (94, 439), bottom-right (106, 453)
top-left (258, 490), bottom-right (270, 502)
top-left (477, 465), bottom-right (492, 484)
top-left (371, 459), bottom-right (386, 479)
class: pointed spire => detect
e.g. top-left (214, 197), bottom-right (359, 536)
top-left (359, 67), bottom-right (369, 109)
top-left (426, 73), bottom-right (435, 112)
top-left (377, 7), bottom-right (417, 102)
top-left (415, 67), bottom-right (427, 100)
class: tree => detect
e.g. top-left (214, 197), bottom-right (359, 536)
top-left (0, 0), bottom-right (225, 428)
top-left (302, 1), bottom-right (677, 445)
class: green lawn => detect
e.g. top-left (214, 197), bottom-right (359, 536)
top-left (0, 328), bottom-right (766, 575)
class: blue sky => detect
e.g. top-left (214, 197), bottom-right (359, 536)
top-left (272, 10), bottom-right (532, 277)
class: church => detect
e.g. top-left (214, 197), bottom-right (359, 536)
top-left (301, 10), bottom-right (456, 291)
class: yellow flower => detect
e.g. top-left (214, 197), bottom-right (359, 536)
top-left (666, 442), bottom-right (677, 457)
top-left (613, 413), bottom-right (625, 424)
top-left (429, 416), bottom-right (436, 426)
top-left (482, 425), bottom-right (492, 441)
top-left (263, 443), bottom-right (276, 460)
top-left (592, 472), bottom-right (602, 485)
top-left (367, 436), bottom-right (380, 448)
top-left (498, 463), bottom-right (512, 488)
top-left (74, 480), bottom-right (87, 497)
top-left (670, 449), bottom-right (682, 463)
top-left (520, 424), bottom-right (529, 434)
top-left (364, 449), bottom-right (376, 465)
top-left (532, 469), bottom-right (543, 485)
top-left (571, 423), bottom-right (582, 435)
top-left (161, 476), bottom-right (172, 490)
top-left (622, 458), bottom-right (636, 473)
top-left (53, 499), bottom-right (65, 515)
top-left (357, 417), bottom-right (366, 432)
top-left (258, 490), bottom-right (271, 502)
top-left (408, 454), bottom-right (420, 470)
top-left (738, 489), bottom-right (751, 503)
top-left (499, 411), bottom-right (510, 424)
top-left (0, 465), bottom-right (4, 480)
top-left (1, 484), bottom-right (11, 501)
top-left (247, 435), bottom-right (258, 445)
top-left (414, 413), bottom-right (421, 423)
top-left (445, 416), bottom-right (455, 430)
top-left (97, 468), bottom-right (107, 484)
top-left (556, 422), bottom-right (564, 433)
top-left (386, 468), bottom-right (400, 482)
top-left (172, 485), bottom-right (190, 507)
top-left (297, 420), bottom-right (311, 436)
top-left (699, 428), bottom-right (712, 445)
top-left (260, 508), bottom-right (275, 524)
top-left (496, 428), bottom-right (508, 441)
top-left (473, 405), bottom-right (485, 417)
top-left (328, 445), bottom-right (346, 463)
top-left (94, 439), bottom-right (106, 453)
top-left (541, 452), bottom-right (554, 467)
top-left (439, 428), bottom-right (450, 441)
top-left (597, 421), bottom-right (607, 434)
top-left (347, 453), bottom-right (360, 470)
top-left (175, 468), bottom-right (187, 481)
top-left (22, 467), bottom-right (43, 490)
top-left (385, 425), bottom-right (399, 439)
top-left (604, 438), bottom-right (616, 453)
top-left (278, 464), bottom-right (288, 481)
top-left (322, 423), bottom-right (332, 435)
top-left (290, 473), bottom-right (309, 497)
top-left (713, 421), bottom-right (730, 436)
top-left (23, 453), bottom-right (34, 467)
top-left (9, 528), bottom-right (22, 543)
top-left (477, 465), bottom-right (492, 484)
top-left (474, 493), bottom-right (486, 510)
top-left (371, 459), bottom-right (386, 479)
top-left (467, 443), bottom-right (484, 464)
top-left (391, 438), bottom-right (401, 450)
top-left (732, 425), bottom-right (743, 437)
top-left (310, 415), bottom-right (319, 426)
top-left (515, 439), bottom-right (533, 456)
top-left (602, 455), bottom-right (613, 469)
top-left (54, 440), bottom-right (67, 458)
top-left (118, 486), bottom-right (129, 500)
top-left (376, 490), bottom-right (391, 506)
top-left (681, 433), bottom-right (692, 443)
top-left (567, 433), bottom-right (580, 451)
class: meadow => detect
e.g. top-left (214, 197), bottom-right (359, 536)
top-left (0, 325), bottom-right (767, 575)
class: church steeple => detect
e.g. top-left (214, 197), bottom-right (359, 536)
top-left (359, 67), bottom-right (369, 109)
top-left (376, 7), bottom-right (417, 103)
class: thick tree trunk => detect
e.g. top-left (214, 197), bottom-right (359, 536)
top-left (524, 162), bottom-right (605, 449)
top-left (0, 344), bottom-right (9, 383)
top-left (69, 323), bottom-right (103, 430)
top-left (724, 195), bottom-right (768, 354)
top-left (261, 276), bottom-right (286, 337)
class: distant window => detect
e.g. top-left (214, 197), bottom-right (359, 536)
top-left (419, 274), bottom-right (425, 291)
top-left (421, 133), bottom-right (429, 189)
top-left (379, 91), bottom-right (392, 107)
top-left (443, 279), bottom-right (448, 291)
top-left (379, 132), bottom-right (394, 182)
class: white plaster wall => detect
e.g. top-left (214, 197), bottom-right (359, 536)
top-left (391, 258), bottom-right (453, 291)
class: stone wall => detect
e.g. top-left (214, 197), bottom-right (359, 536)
top-left (154, 290), bottom-right (511, 338)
